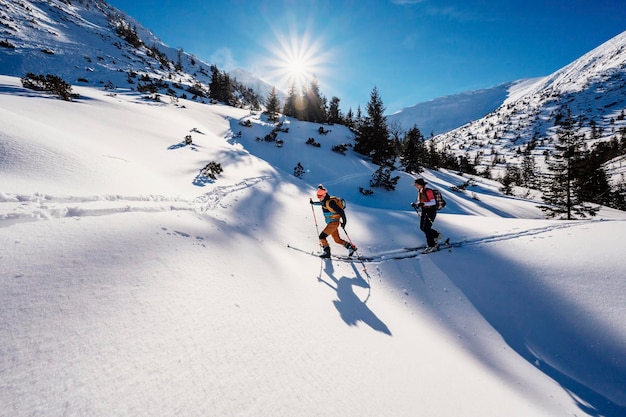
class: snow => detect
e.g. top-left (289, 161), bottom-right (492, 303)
top-left (1, 74), bottom-right (626, 417)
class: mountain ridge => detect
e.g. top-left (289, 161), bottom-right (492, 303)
top-left (431, 30), bottom-right (626, 181)
top-left (2, 0), bottom-right (625, 183)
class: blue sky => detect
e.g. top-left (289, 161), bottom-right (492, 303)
top-left (106, 0), bottom-right (626, 114)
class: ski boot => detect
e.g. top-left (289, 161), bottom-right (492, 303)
top-left (344, 242), bottom-right (357, 257)
top-left (422, 245), bottom-right (439, 254)
top-left (320, 246), bottom-right (331, 258)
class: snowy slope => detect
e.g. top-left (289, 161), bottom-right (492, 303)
top-left (1, 75), bottom-right (626, 417)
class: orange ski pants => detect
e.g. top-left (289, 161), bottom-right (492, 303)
top-left (319, 221), bottom-right (347, 247)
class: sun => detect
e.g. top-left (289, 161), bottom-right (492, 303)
top-left (282, 54), bottom-right (314, 91)
top-left (264, 29), bottom-right (330, 92)
top-left (286, 57), bottom-right (309, 82)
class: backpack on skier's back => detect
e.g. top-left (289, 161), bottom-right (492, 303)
top-left (326, 196), bottom-right (347, 212)
top-left (431, 188), bottom-right (446, 210)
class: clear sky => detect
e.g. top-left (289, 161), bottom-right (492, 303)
top-left (106, 0), bottom-right (626, 114)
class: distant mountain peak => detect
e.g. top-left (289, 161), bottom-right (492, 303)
top-left (386, 81), bottom-right (523, 136)
top-left (431, 30), bottom-right (626, 181)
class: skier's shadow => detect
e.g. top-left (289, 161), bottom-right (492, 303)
top-left (319, 262), bottom-right (392, 335)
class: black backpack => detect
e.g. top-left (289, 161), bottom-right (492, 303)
top-left (431, 189), bottom-right (446, 210)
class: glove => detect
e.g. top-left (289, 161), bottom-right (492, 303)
top-left (410, 202), bottom-right (417, 209)
top-left (341, 220), bottom-right (347, 229)
top-left (309, 198), bottom-right (314, 204)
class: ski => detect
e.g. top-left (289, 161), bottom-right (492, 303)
top-left (286, 244), bottom-right (372, 262)
top-left (421, 238), bottom-right (449, 254)
top-left (287, 242), bottom-right (461, 262)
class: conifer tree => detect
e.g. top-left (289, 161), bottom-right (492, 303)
top-left (427, 136), bottom-right (441, 168)
top-left (344, 108), bottom-right (354, 130)
top-left (282, 85), bottom-right (297, 118)
top-left (304, 76), bottom-right (326, 123)
top-left (400, 125), bottom-right (426, 174)
top-left (574, 150), bottom-right (611, 206)
top-left (354, 106), bottom-right (364, 131)
top-left (209, 65), bottom-right (234, 104)
top-left (327, 96), bottom-right (342, 125)
top-left (521, 153), bottom-right (539, 189)
top-left (264, 87), bottom-right (281, 122)
top-left (355, 87), bottom-right (393, 165)
top-left (539, 109), bottom-right (598, 219)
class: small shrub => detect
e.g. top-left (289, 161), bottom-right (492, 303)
top-left (369, 166), bottom-right (400, 191)
top-left (0, 39), bottom-right (16, 49)
top-left (21, 72), bottom-right (77, 101)
top-left (264, 132), bottom-right (277, 142)
top-left (201, 161), bottom-right (223, 180)
top-left (306, 137), bottom-right (320, 147)
top-left (318, 126), bottom-right (331, 135)
top-left (294, 163), bottom-right (305, 178)
top-left (332, 144), bottom-right (348, 155)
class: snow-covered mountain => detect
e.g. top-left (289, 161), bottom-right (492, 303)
top-left (0, 0), bottom-right (519, 136)
top-left (386, 80), bottom-right (531, 136)
top-left (0, 0), bottom-right (274, 106)
top-left (228, 67), bottom-right (286, 103)
top-left (432, 30), bottom-right (626, 181)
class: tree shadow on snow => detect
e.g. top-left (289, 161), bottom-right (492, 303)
top-left (192, 173), bottom-right (215, 187)
top-left (318, 262), bottom-right (391, 336)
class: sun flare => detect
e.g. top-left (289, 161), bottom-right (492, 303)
top-left (264, 30), bottom-right (330, 92)
top-left (286, 57), bottom-right (309, 80)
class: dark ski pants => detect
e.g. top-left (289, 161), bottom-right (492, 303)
top-left (420, 207), bottom-right (439, 247)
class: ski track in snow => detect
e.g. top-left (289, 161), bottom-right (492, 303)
top-left (0, 176), bottom-right (275, 228)
top-left (0, 193), bottom-right (194, 228)
top-left (383, 218), bottom-right (612, 260)
top-left (193, 175), bottom-right (274, 212)
top-left (292, 218), bottom-right (611, 263)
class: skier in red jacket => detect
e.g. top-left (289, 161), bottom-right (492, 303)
top-left (411, 178), bottom-right (441, 253)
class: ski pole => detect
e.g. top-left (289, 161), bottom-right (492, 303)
top-left (342, 226), bottom-right (368, 272)
top-left (342, 224), bottom-right (355, 248)
top-left (310, 199), bottom-right (321, 248)
top-left (412, 203), bottom-right (436, 225)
